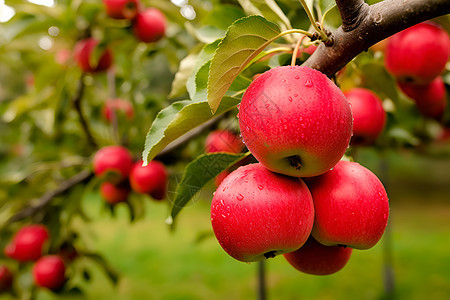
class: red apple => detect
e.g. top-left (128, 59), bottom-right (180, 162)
top-left (73, 38), bottom-right (113, 73)
top-left (129, 161), bottom-right (167, 200)
top-left (32, 255), bottom-right (66, 290)
top-left (284, 236), bottom-right (353, 275)
top-left (239, 66), bottom-right (352, 177)
top-left (4, 225), bottom-right (49, 262)
top-left (0, 265), bottom-right (13, 293)
top-left (214, 170), bottom-right (230, 187)
top-left (132, 8), bottom-right (166, 43)
top-left (397, 76), bottom-right (447, 120)
top-left (100, 182), bottom-right (130, 204)
top-left (93, 146), bottom-right (133, 182)
top-left (305, 160), bottom-right (389, 250)
top-left (344, 88), bottom-right (386, 145)
top-left (102, 98), bottom-right (134, 122)
top-left (211, 163), bottom-right (314, 262)
top-left (205, 130), bottom-right (244, 154)
top-left (103, 0), bottom-right (139, 19)
top-left (385, 22), bottom-right (450, 84)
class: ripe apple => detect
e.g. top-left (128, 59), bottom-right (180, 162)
top-left (284, 236), bottom-right (353, 275)
top-left (4, 225), bottom-right (49, 262)
top-left (397, 76), bottom-right (447, 120)
top-left (0, 265), bottom-right (13, 293)
top-left (92, 145), bottom-right (133, 182)
top-left (305, 160), bottom-right (389, 250)
top-left (214, 170), bottom-right (230, 187)
top-left (32, 255), bottom-right (66, 290)
top-left (133, 8), bottom-right (166, 43)
top-left (385, 22), bottom-right (450, 84)
top-left (102, 98), bottom-right (134, 122)
top-left (211, 163), bottom-right (314, 262)
top-left (344, 88), bottom-right (386, 145)
top-left (103, 0), bottom-right (139, 19)
top-left (100, 182), bottom-right (130, 204)
top-left (73, 38), bottom-right (113, 73)
top-left (129, 161), bottom-right (167, 200)
top-left (205, 130), bottom-right (244, 154)
top-left (239, 66), bottom-right (352, 177)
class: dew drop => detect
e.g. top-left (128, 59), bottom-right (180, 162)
top-left (236, 194), bottom-right (244, 201)
top-left (258, 185), bottom-right (264, 190)
top-left (288, 96), bottom-right (293, 102)
top-left (221, 214), bottom-right (227, 218)
top-left (295, 75), bottom-right (300, 79)
top-left (220, 199), bottom-right (225, 206)
top-left (304, 80), bottom-right (313, 87)
top-left (294, 94), bottom-right (298, 97)
top-left (282, 79), bottom-right (286, 83)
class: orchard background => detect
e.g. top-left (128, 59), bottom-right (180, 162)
top-left (0, 0), bottom-right (450, 299)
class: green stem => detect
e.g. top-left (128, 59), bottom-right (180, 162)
top-left (298, 0), bottom-right (329, 41)
top-left (291, 38), bottom-right (303, 66)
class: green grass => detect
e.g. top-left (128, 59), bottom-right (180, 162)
top-left (4, 190), bottom-right (450, 300)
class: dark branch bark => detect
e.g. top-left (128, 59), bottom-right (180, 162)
top-left (335, 0), bottom-right (367, 31)
top-left (304, 0), bottom-right (450, 77)
top-left (6, 170), bottom-right (93, 225)
top-left (73, 75), bottom-right (98, 149)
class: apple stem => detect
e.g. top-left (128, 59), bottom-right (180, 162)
top-left (291, 38), bottom-right (303, 66)
top-left (288, 155), bottom-right (302, 171)
top-left (257, 261), bottom-right (267, 300)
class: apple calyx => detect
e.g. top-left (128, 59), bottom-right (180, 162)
top-left (288, 155), bottom-right (302, 171)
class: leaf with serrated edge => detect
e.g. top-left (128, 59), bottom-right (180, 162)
top-left (207, 15), bottom-right (281, 113)
top-left (170, 152), bottom-right (250, 221)
top-left (142, 97), bottom-right (240, 165)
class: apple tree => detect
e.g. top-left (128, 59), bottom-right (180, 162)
top-left (0, 0), bottom-right (449, 299)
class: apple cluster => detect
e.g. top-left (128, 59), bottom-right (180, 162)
top-left (2, 225), bottom-right (68, 291)
top-left (385, 22), bottom-right (450, 120)
top-left (103, 0), bottom-right (167, 43)
top-left (210, 66), bottom-right (390, 275)
top-left (92, 145), bottom-right (168, 204)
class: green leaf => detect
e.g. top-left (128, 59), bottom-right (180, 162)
top-left (169, 152), bottom-right (250, 222)
top-left (360, 63), bottom-right (399, 103)
top-left (187, 39), bottom-right (221, 101)
top-left (142, 97), bottom-right (241, 165)
top-left (318, 0), bottom-right (336, 20)
top-left (207, 15), bottom-right (281, 113)
top-left (169, 52), bottom-right (198, 99)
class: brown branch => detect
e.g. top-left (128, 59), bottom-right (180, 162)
top-left (6, 170), bottom-right (93, 225)
top-left (335, 0), bottom-right (367, 31)
top-left (73, 75), bottom-right (98, 149)
top-left (304, 0), bottom-right (450, 77)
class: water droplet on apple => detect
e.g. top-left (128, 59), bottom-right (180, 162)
top-left (304, 79), bottom-right (313, 87)
top-left (294, 94), bottom-right (298, 97)
top-left (282, 79), bottom-right (286, 83)
top-left (288, 96), bottom-right (293, 102)
top-left (220, 199), bottom-right (225, 205)
top-left (236, 194), bottom-right (244, 201)
top-left (221, 214), bottom-right (226, 218)
top-left (258, 185), bottom-right (264, 190)
top-left (295, 75), bottom-right (299, 79)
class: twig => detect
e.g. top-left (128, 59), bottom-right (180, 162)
top-left (335, 0), bottom-right (367, 31)
top-left (72, 74), bottom-right (98, 149)
top-left (303, 0), bottom-right (450, 77)
top-left (6, 170), bottom-right (93, 225)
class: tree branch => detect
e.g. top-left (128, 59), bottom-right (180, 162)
top-left (335, 0), bottom-right (367, 31)
top-left (304, 0), bottom-right (450, 77)
top-left (73, 75), bottom-right (98, 149)
top-left (6, 170), bottom-right (93, 225)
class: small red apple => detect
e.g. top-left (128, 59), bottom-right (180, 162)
top-left (100, 182), bottom-right (130, 204)
top-left (205, 130), bottom-right (244, 154)
top-left (385, 22), bottom-right (450, 84)
top-left (132, 8), bottom-right (166, 43)
top-left (284, 236), bottom-right (353, 275)
top-left (4, 225), bottom-right (49, 262)
top-left (0, 265), bottom-right (13, 293)
top-left (92, 145), bottom-right (133, 182)
top-left (129, 161), bottom-right (168, 200)
top-left (214, 170), bottom-right (230, 187)
top-left (32, 255), bottom-right (66, 290)
top-left (211, 163), bottom-right (314, 262)
top-left (73, 38), bottom-right (113, 73)
top-left (103, 0), bottom-right (139, 19)
top-left (344, 88), bottom-right (386, 145)
top-left (102, 98), bottom-right (134, 122)
top-left (305, 160), bottom-right (389, 250)
top-left (239, 66), bottom-right (352, 177)
top-left (397, 76), bottom-right (447, 120)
